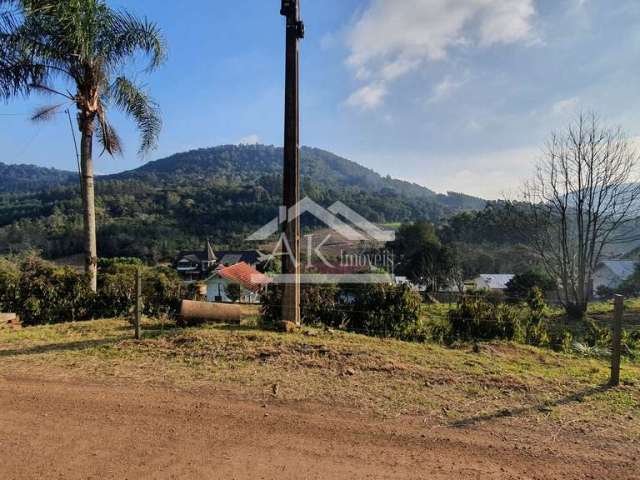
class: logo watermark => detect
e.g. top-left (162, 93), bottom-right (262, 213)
top-left (248, 198), bottom-right (396, 284)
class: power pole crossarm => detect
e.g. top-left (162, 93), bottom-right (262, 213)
top-left (281, 0), bottom-right (304, 37)
top-left (280, 0), bottom-right (303, 326)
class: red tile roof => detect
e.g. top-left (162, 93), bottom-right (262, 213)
top-left (216, 262), bottom-right (271, 292)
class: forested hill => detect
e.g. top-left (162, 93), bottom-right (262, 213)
top-left (0, 145), bottom-right (486, 260)
top-left (110, 145), bottom-right (440, 199)
top-left (0, 161), bottom-right (76, 193)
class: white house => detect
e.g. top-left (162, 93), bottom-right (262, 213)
top-left (472, 274), bottom-right (514, 291)
top-left (205, 262), bottom-right (271, 304)
top-left (592, 260), bottom-right (637, 295)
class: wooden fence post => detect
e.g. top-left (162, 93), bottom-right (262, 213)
top-left (134, 268), bottom-right (142, 340)
top-left (610, 294), bottom-right (624, 387)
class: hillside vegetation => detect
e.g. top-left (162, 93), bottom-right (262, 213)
top-left (0, 161), bottom-right (76, 193)
top-left (0, 145), bottom-right (484, 260)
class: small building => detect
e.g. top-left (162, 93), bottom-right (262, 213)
top-left (205, 262), bottom-right (271, 304)
top-left (215, 250), bottom-right (263, 268)
top-left (472, 274), bottom-right (514, 291)
top-left (175, 240), bottom-right (217, 281)
top-left (174, 239), bottom-right (264, 281)
top-left (592, 260), bottom-right (637, 295)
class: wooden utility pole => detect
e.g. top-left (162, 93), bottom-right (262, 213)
top-left (134, 268), bottom-right (142, 340)
top-left (610, 294), bottom-right (624, 386)
top-left (280, 0), bottom-right (304, 326)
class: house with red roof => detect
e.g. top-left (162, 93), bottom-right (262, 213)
top-left (205, 262), bottom-right (271, 304)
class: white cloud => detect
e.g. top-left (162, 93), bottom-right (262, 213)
top-left (427, 75), bottom-right (467, 104)
top-left (238, 134), bottom-right (260, 145)
top-left (345, 0), bottom-right (537, 108)
top-left (552, 97), bottom-right (580, 116)
top-left (345, 83), bottom-right (387, 110)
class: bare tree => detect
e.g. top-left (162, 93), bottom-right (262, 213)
top-left (523, 113), bottom-right (640, 318)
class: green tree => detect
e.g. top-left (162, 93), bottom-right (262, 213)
top-left (0, 0), bottom-right (166, 291)
top-left (505, 270), bottom-right (556, 301)
top-left (391, 221), bottom-right (455, 291)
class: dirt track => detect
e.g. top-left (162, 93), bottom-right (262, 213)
top-left (0, 375), bottom-right (637, 479)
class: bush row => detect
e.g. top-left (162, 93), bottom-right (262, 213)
top-left (261, 283), bottom-right (423, 340)
top-left (262, 284), bottom-right (640, 356)
top-left (447, 288), bottom-right (640, 356)
top-left (0, 255), bottom-right (182, 325)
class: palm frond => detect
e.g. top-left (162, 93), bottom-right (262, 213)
top-left (31, 102), bottom-right (63, 121)
top-left (0, 1), bottom-right (63, 100)
top-left (2, 0), bottom-right (164, 155)
top-left (0, 1), bottom-right (20, 33)
top-left (99, 10), bottom-right (166, 71)
top-left (0, 1), bottom-right (27, 99)
top-left (110, 76), bottom-right (161, 155)
top-left (97, 113), bottom-right (122, 156)
top-left (0, 60), bottom-right (25, 99)
top-left (30, 81), bottom-right (73, 98)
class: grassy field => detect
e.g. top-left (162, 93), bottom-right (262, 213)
top-left (1, 317), bottom-right (638, 439)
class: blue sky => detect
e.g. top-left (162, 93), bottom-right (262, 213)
top-left (1, 0), bottom-right (640, 198)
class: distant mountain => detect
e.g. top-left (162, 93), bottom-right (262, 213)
top-left (0, 161), bottom-right (76, 193)
top-left (1, 144), bottom-right (486, 208)
top-left (111, 145), bottom-right (442, 200)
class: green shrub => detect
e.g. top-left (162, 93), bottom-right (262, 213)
top-left (404, 315), bottom-right (452, 343)
top-left (13, 256), bottom-right (92, 325)
top-left (261, 284), bottom-right (341, 327)
top-left (344, 284), bottom-right (423, 338)
top-left (96, 262), bottom-right (182, 319)
top-left (142, 266), bottom-right (182, 317)
top-left (0, 257), bottom-right (19, 312)
top-left (259, 285), bottom-right (282, 326)
top-left (623, 329), bottom-right (640, 358)
top-left (583, 318), bottom-right (612, 349)
top-left (448, 296), bottom-right (520, 341)
top-left (301, 284), bottom-right (342, 327)
top-left (98, 257), bottom-right (144, 269)
top-left (549, 329), bottom-right (574, 353)
top-left (0, 255), bottom-right (183, 325)
top-left (448, 288), bottom-right (554, 345)
top-left (521, 287), bottom-right (550, 346)
top-left (261, 283), bottom-right (422, 339)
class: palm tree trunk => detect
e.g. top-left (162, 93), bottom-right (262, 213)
top-left (80, 118), bottom-right (98, 293)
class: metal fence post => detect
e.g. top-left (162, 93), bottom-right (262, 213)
top-left (134, 268), bottom-right (142, 340)
top-left (610, 294), bottom-right (624, 387)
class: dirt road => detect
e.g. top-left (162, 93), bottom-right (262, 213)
top-left (0, 375), bottom-right (636, 479)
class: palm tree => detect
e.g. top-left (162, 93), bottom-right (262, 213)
top-left (0, 0), bottom-right (166, 291)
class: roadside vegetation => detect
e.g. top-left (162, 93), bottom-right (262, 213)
top-left (2, 254), bottom-right (639, 362)
top-left (0, 254), bottom-right (182, 325)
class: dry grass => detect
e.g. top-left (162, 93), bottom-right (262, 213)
top-left (0, 317), bottom-right (639, 438)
